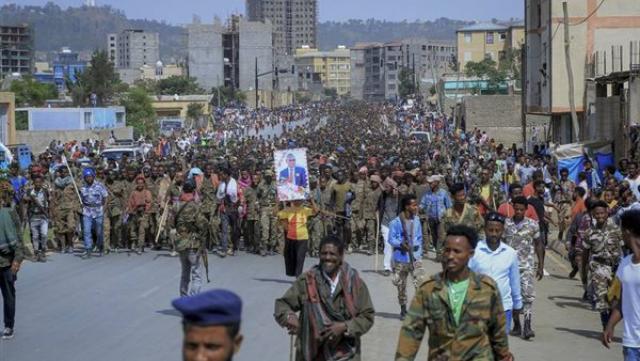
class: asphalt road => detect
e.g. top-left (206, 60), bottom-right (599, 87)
top-left (0, 247), bottom-right (621, 361)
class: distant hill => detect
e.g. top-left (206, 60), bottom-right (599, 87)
top-left (1, 3), bottom-right (497, 61)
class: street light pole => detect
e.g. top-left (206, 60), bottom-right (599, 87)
top-left (255, 57), bottom-right (259, 109)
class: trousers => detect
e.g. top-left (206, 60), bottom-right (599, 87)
top-left (82, 215), bottom-right (104, 251)
top-left (392, 261), bottom-right (425, 306)
top-left (30, 218), bottom-right (48, 252)
top-left (0, 267), bottom-right (16, 329)
top-left (179, 249), bottom-right (202, 297)
top-left (382, 225), bottom-right (393, 271)
top-left (284, 238), bottom-right (308, 277)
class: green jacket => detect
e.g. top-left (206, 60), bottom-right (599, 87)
top-left (274, 264), bottom-right (375, 361)
top-left (0, 207), bottom-right (24, 268)
top-left (173, 199), bottom-right (207, 251)
top-left (395, 271), bottom-right (511, 361)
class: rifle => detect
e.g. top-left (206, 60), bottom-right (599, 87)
top-left (154, 196), bottom-right (171, 245)
top-left (399, 213), bottom-right (416, 274)
top-left (201, 246), bottom-right (210, 283)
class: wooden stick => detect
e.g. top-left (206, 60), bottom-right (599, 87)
top-left (289, 334), bottom-right (295, 361)
top-left (154, 197), bottom-right (171, 245)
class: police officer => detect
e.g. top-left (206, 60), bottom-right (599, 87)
top-left (172, 289), bottom-right (244, 361)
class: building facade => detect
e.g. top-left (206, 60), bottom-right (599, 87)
top-left (294, 46), bottom-right (351, 95)
top-left (187, 16), bottom-right (273, 93)
top-left (0, 24), bottom-right (34, 78)
top-left (52, 47), bottom-right (87, 92)
top-left (400, 38), bottom-right (457, 84)
top-left (107, 29), bottom-right (160, 69)
top-left (456, 22), bottom-right (524, 70)
top-left (525, 0), bottom-right (640, 144)
top-left (246, 0), bottom-right (318, 56)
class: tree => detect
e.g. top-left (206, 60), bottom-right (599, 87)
top-left (9, 76), bottom-right (58, 107)
top-left (398, 67), bottom-right (416, 99)
top-left (211, 86), bottom-right (246, 107)
top-left (70, 50), bottom-right (121, 106)
top-left (464, 58), bottom-right (507, 92)
top-left (156, 76), bottom-right (202, 95)
top-left (186, 103), bottom-right (205, 129)
top-left (120, 87), bottom-right (157, 138)
top-left (323, 87), bottom-right (338, 99)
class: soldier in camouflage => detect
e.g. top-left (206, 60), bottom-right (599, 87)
top-left (441, 183), bottom-right (485, 258)
top-left (362, 175), bottom-right (382, 255)
top-left (52, 166), bottom-right (80, 254)
top-left (582, 200), bottom-right (623, 328)
top-left (199, 164), bottom-right (220, 252)
top-left (242, 172), bottom-right (260, 254)
top-left (395, 224), bottom-right (513, 361)
top-left (350, 169), bottom-right (368, 250)
top-left (388, 194), bottom-right (425, 319)
top-left (257, 170), bottom-right (279, 256)
top-left (503, 196), bottom-right (542, 340)
top-left (104, 170), bottom-right (126, 253)
top-left (469, 166), bottom-right (505, 217)
top-left (173, 179), bottom-right (207, 296)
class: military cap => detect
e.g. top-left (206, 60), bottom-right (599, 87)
top-left (172, 289), bottom-right (242, 326)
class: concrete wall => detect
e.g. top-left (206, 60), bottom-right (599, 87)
top-left (238, 19), bottom-right (273, 92)
top-left (187, 23), bottom-right (225, 91)
top-left (463, 95), bottom-right (529, 146)
top-left (0, 92), bottom-right (16, 145)
top-left (16, 127), bottom-right (134, 153)
top-left (350, 48), bottom-right (365, 100)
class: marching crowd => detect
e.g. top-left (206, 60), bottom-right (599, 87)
top-left (0, 99), bottom-right (639, 360)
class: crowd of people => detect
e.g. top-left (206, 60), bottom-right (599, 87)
top-left (0, 99), bottom-right (638, 360)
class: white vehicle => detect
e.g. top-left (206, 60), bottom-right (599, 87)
top-left (409, 131), bottom-right (431, 144)
top-left (100, 147), bottom-right (144, 163)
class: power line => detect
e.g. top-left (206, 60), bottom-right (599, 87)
top-left (568, 0), bottom-right (606, 26)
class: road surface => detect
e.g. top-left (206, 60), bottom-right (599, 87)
top-left (0, 248), bottom-right (621, 361)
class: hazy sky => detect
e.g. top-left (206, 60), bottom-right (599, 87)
top-left (10, 0), bottom-right (523, 24)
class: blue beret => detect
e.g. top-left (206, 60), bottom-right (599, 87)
top-left (172, 289), bottom-right (242, 326)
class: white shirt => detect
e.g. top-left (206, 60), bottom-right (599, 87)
top-left (469, 241), bottom-right (522, 311)
top-left (217, 177), bottom-right (239, 203)
top-left (616, 255), bottom-right (640, 347)
top-left (323, 271), bottom-right (341, 296)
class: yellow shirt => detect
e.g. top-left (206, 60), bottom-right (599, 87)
top-left (278, 206), bottom-right (314, 240)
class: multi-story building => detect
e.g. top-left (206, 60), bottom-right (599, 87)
top-left (186, 16), bottom-right (273, 92)
top-left (400, 39), bottom-right (457, 83)
top-left (294, 46), bottom-right (351, 95)
top-left (52, 47), bottom-right (87, 92)
top-left (0, 24), bottom-right (34, 78)
top-left (456, 22), bottom-right (524, 70)
top-left (525, 0), bottom-right (640, 144)
top-left (246, 0), bottom-right (318, 56)
top-left (107, 29), bottom-right (159, 69)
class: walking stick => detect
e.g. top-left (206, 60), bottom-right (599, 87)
top-left (61, 155), bottom-right (84, 206)
top-left (374, 213), bottom-right (379, 273)
top-left (154, 197), bottom-right (170, 245)
top-left (289, 334), bottom-right (295, 361)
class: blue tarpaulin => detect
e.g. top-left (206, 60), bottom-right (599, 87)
top-left (552, 141), bottom-right (614, 183)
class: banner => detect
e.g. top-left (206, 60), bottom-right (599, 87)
top-left (275, 148), bottom-right (310, 201)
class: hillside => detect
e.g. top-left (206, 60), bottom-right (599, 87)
top-left (1, 3), bottom-right (479, 60)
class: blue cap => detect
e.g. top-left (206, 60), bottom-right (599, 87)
top-left (82, 168), bottom-right (95, 178)
top-left (172, 289), bottom-right (242, 326)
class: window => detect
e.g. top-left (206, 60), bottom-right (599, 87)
top-left (485, 52), bottom-right (494, 60)
top-left (499, 32), bottom-right (507, 41)
top-left (464, 33), bottom-right (472, 43)
top-left (486, 32), bottom-right (494, 45)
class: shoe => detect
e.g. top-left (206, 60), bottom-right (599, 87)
top-left (582, 291), bottom-right (589, 302)
top-left (511, 320), bottom-right (522, 337)
top-left (169, 251), bottom-right (177, 257)
top-left (522, 316), bottom-right (535, 340)
top-left (96, 251), bottom-right (103, 258)
top-left (382, 270), bottom-right (391, 277)
top-left (80, 251), bottom-right (91, 259)
top-left (568, 267), bottom-right (578, 279)
top-left (135, 250), bottom-right (142, 255)
top-left (2, 328), bottom-right (14, 340)
top-left (400, 305), bottom-right (407, 320)
top-left (260, 250), bottom-right (267, 257)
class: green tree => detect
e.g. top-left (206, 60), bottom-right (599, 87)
top-left (70, 50), bottom-right (121, 106)
top-left (186, 103), bottom-right (205, 129)
top-left (157, 76), bottom-right (202, 95)
top-left (120, 87), bottom-right (157, 138)
top-left (211, 86), bottom-right (246, 106)
top-left (323, 87), bottom-right (338, 99)
top-left (9, 76), bottom-right (58, 107)
top-left (464, 58), bottom-right (507, 92)
top-left (398, 67), bottom-right (416, 99)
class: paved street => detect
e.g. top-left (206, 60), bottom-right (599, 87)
top-left (0, 247), bottom-right (622, 361)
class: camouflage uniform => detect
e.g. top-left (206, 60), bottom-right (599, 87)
top-left (308, 185), bottom-right (333, 255)
top-left (242, 185), bottom-right (260, 252)
top-left (52, 180), bottom-right (80, 252)
top-left (361, 187), bottom-right (382, 252)
top-left (199, 178), bottom-right (220, 250)
top-left (470, 179), bottom-right (505, 216)
top-left (441, 203), bottom-right (485, 250)
top-left (504, 217), bottom-right (540, 318)
top-left (395, 272), bottom-right (511, 361)
top-left (583, 218), bottom-right (623, 312)
top-left (146, 177), bottom-right (161, 245)
top-left (350, 179), bottom-right (368, 248)
top-left (174, 196), bottom-right (207, 296)
top-left (127, 188), bottom-right (151, 250)
top-left (104, 180), bottom-right (126, 251)
top-left (257, 179), bottom-right (278, 253)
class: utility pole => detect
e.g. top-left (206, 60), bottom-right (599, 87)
top-left (255, 57), bottom-right (259, 109)
top-left (521, 46), bottom-right (527, 151)
top-left (563, 1), bottom-right (581, 141)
